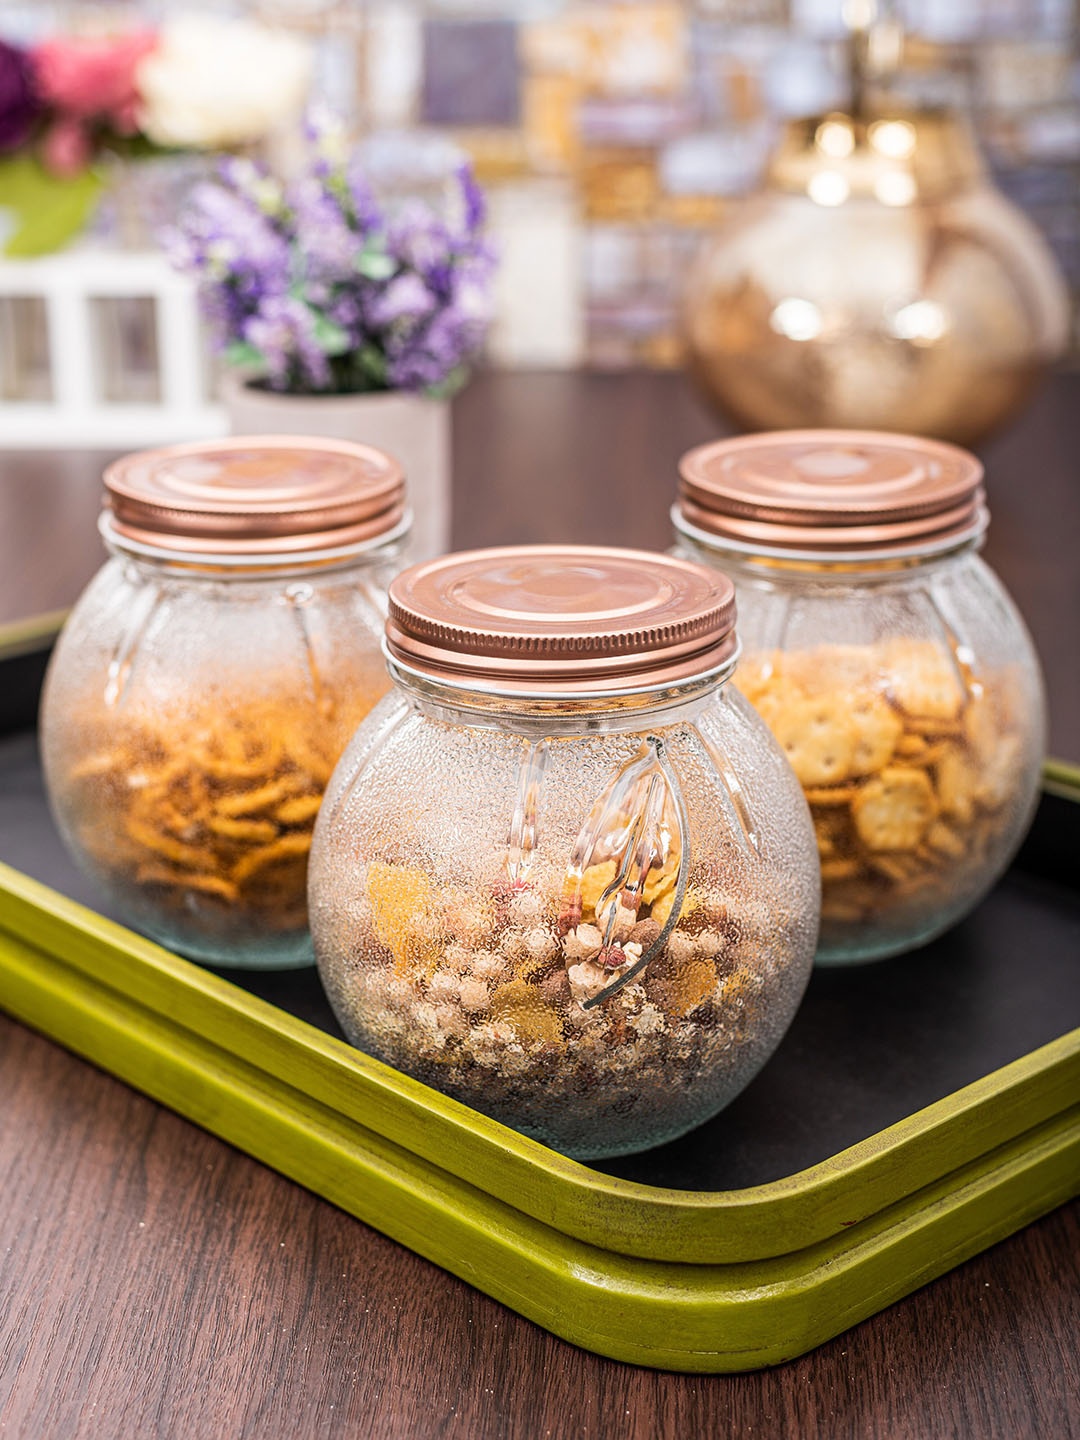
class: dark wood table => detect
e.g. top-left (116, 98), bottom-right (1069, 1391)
top-left (1, 372), bottom-right (1077, 1438)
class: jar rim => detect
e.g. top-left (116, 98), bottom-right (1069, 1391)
top-left (385, 641), bottom-right (740, 709)
top-left (99, 508), bottom-right (412, 573)
top-left (385, 648), bottom-right (743, 725)
top-left (672, 502), bottom-right (989, 566)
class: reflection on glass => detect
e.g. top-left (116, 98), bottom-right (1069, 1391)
top-left (889, 299), bottom-right (949, 344)
top-left (869, 119), bottom-right (917, 159)
top-left (874, 171), bottom-right (917, 206)
top-left (816, 119), bottom-right (855, 159)
top-left (808, 170), bottom-right (850, 206)
top-left (682, 108), bottom-right (1069, 445)
top-left (770, 297), bottom-right (824, 341)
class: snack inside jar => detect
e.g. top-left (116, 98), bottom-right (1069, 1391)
top-left (309, 546), bottom-right (821, 1158)
top-left (673, 430), bottom-right (1046, 964)
top-left (40, 436), bottom-right (409, 969)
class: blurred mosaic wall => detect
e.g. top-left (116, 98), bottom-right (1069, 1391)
top-left (3, 0), bottom-right (1079, 369)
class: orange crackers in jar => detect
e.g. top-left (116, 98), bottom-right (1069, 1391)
top-left (52, 677), bottom-right (387, 958)
top-left (672, 429), bottom-right (1046, 963)
top-left (40, 436), bottom-right (409, 968)
top-left (736, 639), bottom-right (1035, 959)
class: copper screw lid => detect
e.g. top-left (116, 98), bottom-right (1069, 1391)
top-left (104, 435), bottom-right (407, 556)
top-left (386, 546), bottom-right (738, 696)
top-left (676, 430), bottom-right (987, 558)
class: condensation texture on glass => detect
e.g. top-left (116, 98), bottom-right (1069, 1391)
top-left (677, 540), bottom-right (1046, 964)
top-left (40, 552), bottom-right (396, 968)
top-left (310, 683), bottom-right (820, 1160)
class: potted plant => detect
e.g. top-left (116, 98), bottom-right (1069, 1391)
top-left (168, 118), bottom-right (496, 559)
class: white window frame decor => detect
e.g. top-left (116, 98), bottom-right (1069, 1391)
top-left (0, 249), bottom-right (225, 447)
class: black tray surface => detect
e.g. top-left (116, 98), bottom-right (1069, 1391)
top-left (2, 725), bottom-right (1078, 1195)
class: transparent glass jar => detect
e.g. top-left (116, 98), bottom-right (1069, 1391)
top-left (681, 108), bottom-right (1068, 447)
top-left (309, 547), bottom-right (820, 1159)
top-left (673, 431), bottom-right (1046, 966)
top-left (41, 437), bottom-right (409, 969)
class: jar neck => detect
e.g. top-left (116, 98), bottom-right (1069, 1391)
top-left (386, 657), bottom-right (737, 736)
top-left (674, 524), bottom-right (984, 589)
top-left (103, 524), bottom-right (408, 584)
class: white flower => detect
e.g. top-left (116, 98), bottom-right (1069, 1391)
top-left (137, 16), bottom-right (312, 149)
top-left (499, 1044), bottom-right (530, 1077)
top-left (381, 978), bottom-right (413, 1009)
top-left (412, 1002), bottom-right (442, 1036)
top-left (498, 927), bottom-right (530, 961)
top-left (443, 942), bottom-right (472, 975)
top-left (469, 1022), bottom-right (517, 1066)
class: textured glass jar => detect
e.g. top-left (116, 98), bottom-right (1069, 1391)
top-left (681, 108), bottom-right (1068, 447)
top-left (309, 547), bottom-right (820, 1159)
top-left (41, 436), bottom-right (409, 969)
top-left (673, 431), bottom-right (1046, 966)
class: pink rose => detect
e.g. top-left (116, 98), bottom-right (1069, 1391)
top-left (33, 31), bottom-right (157, 133)
top-left (40, 115), bottom-right (92, 177)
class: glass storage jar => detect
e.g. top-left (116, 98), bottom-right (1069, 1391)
top-left (672, 430), bottom-right (1046, 966)
top-left (41, 436), bottom-right (409, 969)
top-left (309, 546), bottom-right (821, 1159)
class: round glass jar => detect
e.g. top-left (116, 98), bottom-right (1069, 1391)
top-left (40, 436), bottom-right (409, 969)
top-left (309, 546), bottom-right (820, 1159)
top-left (673, 430), bottom-right (1046, 966)
top-left (680, 108), bottom-right (1068, 447)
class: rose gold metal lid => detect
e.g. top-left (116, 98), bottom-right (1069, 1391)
top-left (103, 435), bottom-right (406, 556)
top-left (676, 430), bottom-right (987, 558)
top-left (386, 546), bottom-right (738, 695)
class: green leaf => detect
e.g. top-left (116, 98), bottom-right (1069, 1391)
top-left (0, 154), bottom-right (105, 258)
top-left (224, 341), bottom-right (266, 371)
top-left (357, 345), bottom-right (388, 385)
top-left (354, 249), bottom-right (396, 282)
top-left (425, 364), bottom-right (470, 400)
top-left (311, 313), bottom-right (351, 356)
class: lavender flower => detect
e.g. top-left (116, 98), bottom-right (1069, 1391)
top-left (166, 120), bottom-right (496, 396)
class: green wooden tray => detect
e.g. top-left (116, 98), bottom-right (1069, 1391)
top-left (1, 617), bottom-right (1077, 1371)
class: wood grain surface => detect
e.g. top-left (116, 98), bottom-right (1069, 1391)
top-left (0, 1015), bottom-right (1077, 1440)
top-left (1, 370), bottom-right (1078, 1438)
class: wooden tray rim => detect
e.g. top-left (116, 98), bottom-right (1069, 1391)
top-left (1, 762), bottom-right (1077, 1268)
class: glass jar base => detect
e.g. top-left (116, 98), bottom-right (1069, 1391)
top-left (554, 1109), bottom-right (726, 1161)
top-left (129, 915), bottom-right (316, 971)
top-left (814, 915), bottom-right (956, 966)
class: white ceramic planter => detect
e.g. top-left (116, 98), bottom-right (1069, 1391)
top-left (221, 373), bottom-right (451, 561)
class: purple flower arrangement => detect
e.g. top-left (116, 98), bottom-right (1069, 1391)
top-left (168, 121), bottom-right (496, 395)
